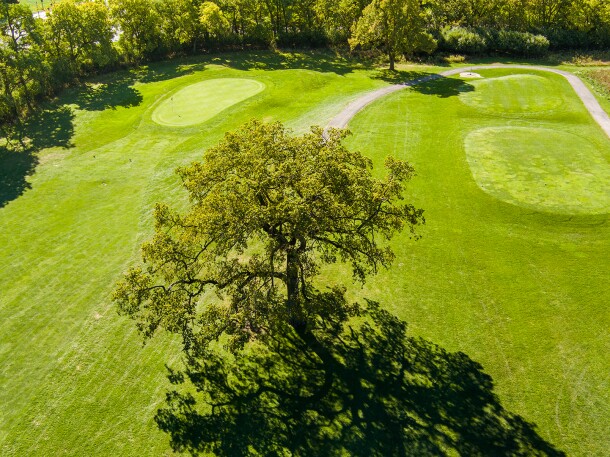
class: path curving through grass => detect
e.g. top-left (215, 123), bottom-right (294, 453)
top-left (327, 64), bottom-right (610, 139)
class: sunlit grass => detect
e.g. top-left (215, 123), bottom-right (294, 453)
top-left (344, 68), bottom-right (610, 456)
top-left (0, 51), bottom-right (389, 456)
top-left (1, 54), bottom-right (609, 456)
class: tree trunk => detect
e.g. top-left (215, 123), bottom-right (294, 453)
top-left (286, 249), bottom-right (305, 330)
top-left (389, 52), bottom-right (395, 71)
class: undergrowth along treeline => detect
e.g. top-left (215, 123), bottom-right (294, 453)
top-left (1, 0), bottom-right (610, 131)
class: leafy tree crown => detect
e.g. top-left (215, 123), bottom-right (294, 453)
top-left (113, 120), bottom-right (424, 351)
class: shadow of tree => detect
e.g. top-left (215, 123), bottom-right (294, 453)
top-left (411, 76), bottom-right (474, 98)
top-left (373, 70), bottom-right (475, 98)
top-left (209, 49), bottom-right (369, 76)
top-left (156, 299), bottom-right (564, 457)
top-left (0, 106), bottom-right (75, 208)
top-left (66, 77), bottom-right (143, 111)
top-left (59, 61), bottom-right (209, 111)
top-left (0, 144), bottom-right (37, 208)
top-left (373, 69), bottom-right (436, 84)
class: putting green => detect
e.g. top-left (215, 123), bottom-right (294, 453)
top-left (460, 74), bottom-right (564, 115)
top-left (152, 78), bottom-right (265, 127)
top-left (465, 127), bottom-right (610, 214)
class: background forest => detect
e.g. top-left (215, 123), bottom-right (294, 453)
top-left (1, 0), bottom-right (610, 131)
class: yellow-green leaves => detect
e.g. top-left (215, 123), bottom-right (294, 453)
top-left (114, 119), bottom-right (423, 352)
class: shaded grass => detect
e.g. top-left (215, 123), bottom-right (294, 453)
top-left (156, 301), bottom-right (564, 456)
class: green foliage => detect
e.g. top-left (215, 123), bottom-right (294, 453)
top-left (440, 26), bottom-right (488, 55)
top-left (313, 0), bottom-right (363, 44)
top-left (151, 0), bottom-right (201, 54)
top-left (199, 1), bottom-right (230, 39)
top-left (110, 0), bottom-right (162, 63)
top-left (349, 0), bottom-right (436, 70)
top-left (488, 30), bottom-right (550, 57)
top-left (45, 0), bottom-right (115, 80)
top-left (114, 119), bottom-right (423, 351)
top-left (438, 26), bottom-right (550, 57)
top-left (0, 2), bottom-right (48, 121)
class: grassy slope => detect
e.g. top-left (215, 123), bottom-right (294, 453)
top-left (342, 68), bottom-right (610, 456)
top-left (0, 52), bottom-right (389, 456)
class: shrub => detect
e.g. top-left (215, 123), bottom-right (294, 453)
top-left (487, 30), bottom-right (549, 57)
top-left (440, 26), bottom-right (487, 55)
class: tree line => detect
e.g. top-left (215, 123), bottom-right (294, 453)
top-left (1, 0), bottom-right (609, 129)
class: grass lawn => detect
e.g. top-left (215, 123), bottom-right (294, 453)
top-left (0, 52), bottom-right (608, 455)
top-left (342, 68), bottom-right (610, 456)
top-left (0, 51), bottom-right (392, 456)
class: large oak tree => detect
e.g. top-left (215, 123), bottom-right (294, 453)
top-left (113, 120), bottom-right (423, 352)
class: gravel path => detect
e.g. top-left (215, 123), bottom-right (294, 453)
top-left (326, 64), bottom-right (610, 139)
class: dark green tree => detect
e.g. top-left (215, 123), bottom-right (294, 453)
top-left (349, 0), bottom-right (436, 70)
top-left (45, 0), bottom-right (115, 78)
top-left (0, 2), bottom-right (47, 121)
top-left (110, 0), bottom-right (163, 63)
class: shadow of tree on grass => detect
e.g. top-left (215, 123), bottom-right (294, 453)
top-left (209, 49), bottom-right (369, 76)
top-left (411, 76), bottom-right (474, 98)
top-left (373, 70), bottom-right (475, 98)
top-left (156, 299), bottom-right (564, 457)
top-left (0, 106), bottom-right (75, 208)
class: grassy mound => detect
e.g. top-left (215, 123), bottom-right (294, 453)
top-left (465, 126), bottom-right (610, 214)
top-left (460, 74), bottom-right (564, 115)
top-left (151, 78), bottom-right (265, 127)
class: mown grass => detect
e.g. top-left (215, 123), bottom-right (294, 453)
top-left (1, 52), bottom-right (608, 456)
top-left (0, 50), bottom-right (391, 456)
top-left (342, 68), bottom-right (610, 456)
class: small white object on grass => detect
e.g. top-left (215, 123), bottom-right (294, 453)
top-left (460, 72), bottom-right (483, 78)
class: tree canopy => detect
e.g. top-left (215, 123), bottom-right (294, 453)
top-left (350, 0), bottom-right (436, 70)
top-left (2, 0), bottom-right (610, 130)
top-left (113, 120), bottom-right (424, 351)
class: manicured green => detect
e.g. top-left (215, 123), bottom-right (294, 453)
top-left (151, 78), bottom-right (265, 127)
top-left (0, 54), bottom-right (608, 457)
top-left (466, 126), bottom-right (610, 214)
top-left (460, 74), bottom-right (564, 115)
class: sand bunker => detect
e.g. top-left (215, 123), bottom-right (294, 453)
top-left (460, 72), bottom-right (482, 78)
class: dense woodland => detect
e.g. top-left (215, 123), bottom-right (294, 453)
top-left (1, 0), bottom-right (610, 129)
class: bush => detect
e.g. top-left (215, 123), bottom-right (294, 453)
top-left (277, 30), bottom-right (329, 48)
top-left (438, 27), bottom-right (549, 57)
top-left (440, 26), bottom-right (487, 55)
top-left (487, 30), bottom-right (549, 57)
top-left (543, 28), bottom-right (594, 50)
